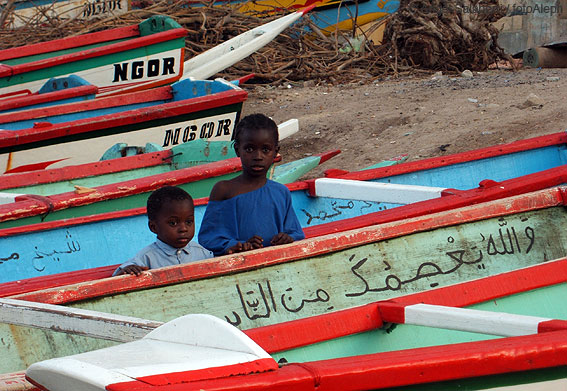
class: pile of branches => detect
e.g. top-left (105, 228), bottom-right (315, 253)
top-left (0, 0), bottom-right (512, 84)
top-left (384, 0), bottom-right (513, 71)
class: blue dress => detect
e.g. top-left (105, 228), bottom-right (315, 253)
top-left (198, 180), bottom-right (305, 256)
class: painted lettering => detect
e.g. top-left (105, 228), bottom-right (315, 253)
top-left (131, 61), bottom-right (144, 79)
top-left (112, 57), bottom-right (176, 83)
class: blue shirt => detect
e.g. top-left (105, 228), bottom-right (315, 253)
top-left (198, 179), bottom-right (305, 256)
top-left (113, 239), bottom-right (213, 276)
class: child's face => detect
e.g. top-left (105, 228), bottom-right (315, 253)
top-left (236, 128), bottom-right (278, 177)
top-left (148, 199), bottom-right (195, 248)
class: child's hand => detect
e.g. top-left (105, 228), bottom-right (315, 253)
top-left (225, 242), bottom-right (252, 254)
top-left (116, 265), bottom-right (148, 276)
top-left (271, 233), bottom-right (294, 245)
top-left (246, 235), bottom-right (264, 249)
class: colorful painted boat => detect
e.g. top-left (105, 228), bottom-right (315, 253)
top-left (0, 15), bottom-right (186, 100)
top-left (21, 280), bottom-right (567, 391)
top-left (0, 7), bottom-right (310, 103)
top-left (0, 148), bottom-right (339, 283)
top-left (2, 185), bottom-right (567, 374)
top-left (6, 258), bottom-right (567, 390)
top-left (0, 77), bottom-right (247, 173)
top-left (187, 0), bottom-right (399, 36)
top-left (0, 75), bottom-right (98, 114)
top-left (1, 130), bottom-right (566, 227)
top-left (0, 0), bottom-right (130, 29)
top-left (0, 118), bottom-right (299, 187)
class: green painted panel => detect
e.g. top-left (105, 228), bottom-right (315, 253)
top-left (0, 207), bottom-right (565, 373)
top-left (0, 38), bottom-right (184, 88)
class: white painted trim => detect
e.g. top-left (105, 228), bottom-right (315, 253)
top-left (0, 192), bottom-right (24, 205)
top-left (404, 304), bottom-right (551, 337)
top-left (313, 178), bottom-right (446, 204)
top-left (182, 11), bottom-right (306, 80)
top-left (0, 298), bottom-right (162, 342)
top-left (277, 118), bottom-right (299, 140)
top-left (26, 314), bottom-right (275, 390)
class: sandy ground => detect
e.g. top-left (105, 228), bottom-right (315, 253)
top-left (242, 67), bottom-right (567, 179)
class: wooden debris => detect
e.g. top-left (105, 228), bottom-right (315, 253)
top-left (0, 0), bottom-right (513, 84)
top-left (383, 0), bottom-right (514, 71)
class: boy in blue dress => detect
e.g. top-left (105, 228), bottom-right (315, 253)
top-left (113, 186), bottom-right (212, 276)
top-left (198, 113), bottom-right (305, 256)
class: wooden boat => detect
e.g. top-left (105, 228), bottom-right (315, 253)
top-left (2, 185), bottom-right (567, 374)
top-left (187, 0), bottom-right (399, 36)
top-left (0, 0), bottom-right (130, 29)
top-left (181, 6), bottom-right (314, 80)
top-left (0, 148), bottom-right (339, 283)
top-left (0, 75), bottom-right (97, 114)
top-left (0, 8), bottom-right (309, 103)
top-left (0, 77), bottom-right (247, 173)
top-left (0, 15), bottom-right (187, 100)
top-left (6, 254), bottom-right (567, 390)
top-left (0, 118), bottom-right (299, 187)
top-left (1, 130), bottom-right (566, 226)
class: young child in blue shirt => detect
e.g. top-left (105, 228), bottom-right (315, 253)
top-left (113, 186), bottom-right (212, 276)
top-left (198, 113), bottom-right (305, 256)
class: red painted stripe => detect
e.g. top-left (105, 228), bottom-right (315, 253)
top-left (122, 330), bottom-right (567, 390)
top-left (108, 358), bottom-right (278, 390)
top-left (0, 85), bottom-right (98, 112)
top-left (4, 159), bottom-right (69, 173)
top-left (0, 84), bottom-right (172, 124)
top-left (329, 132), bottom-right (567, 182)
top-left (0, 153), bottom-right (244, 223)
top-left (0, 25), bottom-right (139, 62)
top-left (0, 150), bottom-right (172, 189)
top-left (0, 29), bottom-right (187, 78)
top-left (0, 90), bottom-right (246, 150)
top-left (538, 319), bottom-right (567, 333)
top-left (11, 187), bottom-right (564, 305)
top-left (317, 149), bottom-right (340, 164)
top-left (375, 301), bottom-right (406, 324)
top-left (0, 265), bottom-right (118, 298)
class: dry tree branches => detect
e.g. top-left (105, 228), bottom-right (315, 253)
top-left (0, 0), bottom-right (512, 84)
top-left (383, 0), bottom-right (513, 71)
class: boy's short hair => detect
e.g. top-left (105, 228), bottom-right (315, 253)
top-left (234, 113), bottom-right (279, 146)
top-left (147, 186), bottom-right (194, 221)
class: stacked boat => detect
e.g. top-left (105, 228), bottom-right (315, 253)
top-left (1, 9), bottom-right (567, 391)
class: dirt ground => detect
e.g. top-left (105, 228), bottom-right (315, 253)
top-left (242, 67), bottom-right (567, 179)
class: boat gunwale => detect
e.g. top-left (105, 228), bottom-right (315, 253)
top-left (8, 185), bottom-right (567, 305)
top-left (0, 88), bottom-right (247, 151)
top-left (0, 84), bottom-right (174, 124)
top-left (0, 85), bottom-right (99, 113)
top-left (0, 149), bottom-right (174, 190)
top-left (0, 28), bottom-right (187, 78)
top-left (0, 25), bottom-right (139, 62)
top-left (0, 149), bottom-right (340, 231)
top-left (335, 132), bottom-right (567, 182)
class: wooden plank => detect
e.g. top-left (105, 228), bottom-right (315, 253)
top-left (309, 178), bottom-right (446, 204)
top-left (0, 298), bottom-right (162, 342)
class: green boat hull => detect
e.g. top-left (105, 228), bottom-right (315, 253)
top-left (2, 195), bottom-right (566, 373)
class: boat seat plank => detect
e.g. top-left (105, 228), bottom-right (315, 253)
top-left (309, 178), bottom-right (447, 204)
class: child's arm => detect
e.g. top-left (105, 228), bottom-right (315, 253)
top-left (112, 249), bottom-right (152, 277)
top-left (114, 265), bottom-right (149, 276)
